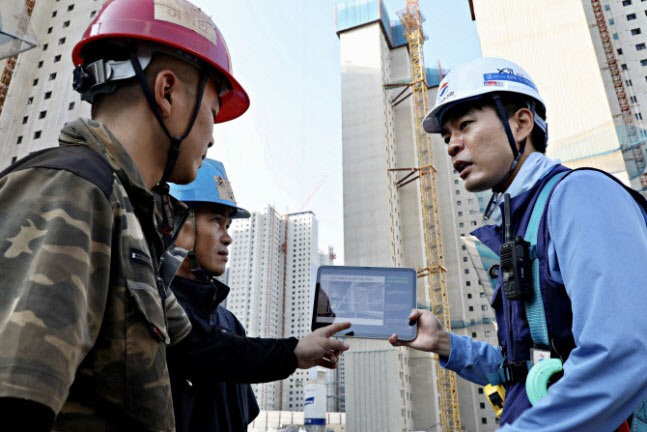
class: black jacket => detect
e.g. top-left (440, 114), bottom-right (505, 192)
top-left (167, 276), bottom-right (299, 432)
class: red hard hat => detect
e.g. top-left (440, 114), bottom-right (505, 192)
top-left (72, 0), bottom-right (249, 123)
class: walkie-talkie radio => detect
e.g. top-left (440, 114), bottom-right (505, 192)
top-left (499, 193), bottom-right (533, 300)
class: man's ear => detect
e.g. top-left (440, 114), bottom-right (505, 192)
top-left (153, 69), bottom-right (177, 118)
top-left (511, 107), bottom-right (534, 144)
top-left (175, 212), bottom-right (195, 250)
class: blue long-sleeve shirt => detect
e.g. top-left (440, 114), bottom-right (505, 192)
top-left (441, 152), bottom-right (647, 431)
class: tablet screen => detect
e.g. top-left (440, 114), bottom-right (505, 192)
top-left (312, 266), bottom-right (417, 340)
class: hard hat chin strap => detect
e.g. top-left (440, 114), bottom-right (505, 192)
top-left (128, 50), bottom-right (208, 234)
top-left (186, 208), bottom-right (211, 281)
top-left (483, 94), bottom-right (527, 220)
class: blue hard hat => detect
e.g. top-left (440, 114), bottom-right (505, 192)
top-left (170, 159), bottom-right (250, 219)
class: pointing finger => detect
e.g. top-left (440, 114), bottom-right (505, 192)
top-left (322, 321), bottom-right (351, 337)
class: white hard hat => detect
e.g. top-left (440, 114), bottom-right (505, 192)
top-left (423, 57), bottom-right (546, 135)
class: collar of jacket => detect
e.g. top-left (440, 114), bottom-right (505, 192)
top-left (59, 118), bottom-right (189, 258)
top-left (471, 164), bottom-right (570, 255)
top-left (172, 275), bottom-right (231, 317)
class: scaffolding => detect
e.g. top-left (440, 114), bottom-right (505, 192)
top-left (395, 1), bottom-right (462, 430)
top-left (590, 0), bottom-right (647, 189)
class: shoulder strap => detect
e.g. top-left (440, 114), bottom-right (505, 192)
top-left (523, 171), bottom-right (568, 347)
top-left (0, 146), bottom-right (115, 198)
top-left (633, 401), bottom-right (647, 432)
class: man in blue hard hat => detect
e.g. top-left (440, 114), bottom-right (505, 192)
top-left (166, 159), bottom-right (350, 432)
top-left (390, 57), bottom-right (647, 431)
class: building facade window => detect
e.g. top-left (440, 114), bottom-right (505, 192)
top-left (631, 28), bottom-right (642, 35)
top-left (45, 91), bottom-right (52, 99)
top-left (627, 79), bottom-right (634, 86)
top-left (34, 131), bottom-right (42, 139)
top-left (618, 48), bottom-right (624, 55)
top-left (610, 18), bottom-right (615, 25)
top-left (49, 73), bottom-right (57, 81)
top-left (641, 59), bottom-right (647, 66)
top-left (22, 116), bottom-right (28, 124)
top-left (622, 0), bottom-right (632, 5)
top-left (54, 55), bottom-right (61, 63)
top-left (628, 13), bottom-right (637, 20)
top-left (622, 63), bottom-right (629, 70)
top-left (614, 33), bottom-right (620, 40)
top-left (637, 43), bottom-right (646, 50)
top-left (17, 136), bottom-right (23, 144)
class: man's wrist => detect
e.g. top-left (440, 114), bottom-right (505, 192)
top-left (435, 330), bottom-right (451, 357)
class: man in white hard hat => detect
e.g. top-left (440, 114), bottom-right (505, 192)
top-left (391, 57), bottom-right (647, 431)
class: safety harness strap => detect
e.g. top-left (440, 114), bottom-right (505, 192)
top-left (632, 400), bottom-right (647, 432)
top-left (487, 360), bottom-right (533, 386)
top-left (523, 171), bottom-right (568, 346)
top-left (486, 171), bottom-right (566, 387)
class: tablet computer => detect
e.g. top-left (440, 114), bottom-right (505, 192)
top-left (312, 265), bottom-right (417, 341)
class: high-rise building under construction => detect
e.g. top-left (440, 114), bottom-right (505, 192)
top-left (0, 0), bottom-right (101, 169)
top-left (335, 1), bottom-right (498, 431)
top-left (470, 0), bottom-right (647, 193)
top-left (226, 207), bottom-right (344, 413)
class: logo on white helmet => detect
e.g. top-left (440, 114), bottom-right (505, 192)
top-left (439, 81), bottom-right (449, 97)
top-left (437, 81), bottom-right (455, 104)
top-left (482, 67), bottom-right (537, 91)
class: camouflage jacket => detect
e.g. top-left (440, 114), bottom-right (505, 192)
top-left (0, 118), bottom-right (191, 431)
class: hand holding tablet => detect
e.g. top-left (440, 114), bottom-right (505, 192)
top-left (312, 266), bottom-right (418, 341)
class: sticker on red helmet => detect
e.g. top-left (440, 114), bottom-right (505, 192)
top-left (154, 0), bottom-right (219, 47)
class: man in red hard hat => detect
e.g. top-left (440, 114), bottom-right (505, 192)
top-left (0, 0), bottom-right (248, 430)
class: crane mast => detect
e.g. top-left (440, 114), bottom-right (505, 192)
top-left (396, 1), bottom-right (462, 430)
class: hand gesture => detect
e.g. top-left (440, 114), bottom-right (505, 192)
top-left (388, 309), bottom-right (450, 357)
top-left (294, 322), bottom-right (351, 369)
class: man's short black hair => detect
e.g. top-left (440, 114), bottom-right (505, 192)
top-left (440, 92), bottom-right (547, 153)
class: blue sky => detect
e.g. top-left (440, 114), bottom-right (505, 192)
top-left (196, 0), bottom-right (480, 264)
